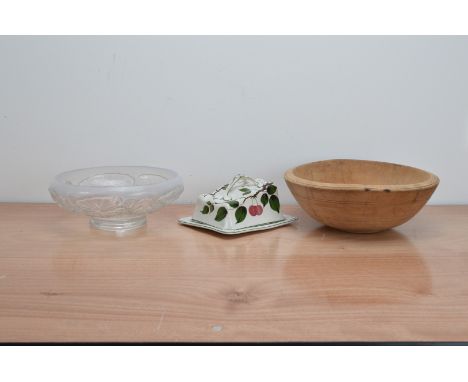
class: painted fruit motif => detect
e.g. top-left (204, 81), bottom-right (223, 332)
top-left (249, 205), bottom-right (258, 216)
top-left (200, 179), bottom-right (280, 224)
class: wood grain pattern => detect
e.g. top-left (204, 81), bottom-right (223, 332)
top-left (0, 203), bottom-right (467, 343)
top-left (285, 159), bottom-right (439, 233)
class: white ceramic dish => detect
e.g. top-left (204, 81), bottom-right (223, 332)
top-left (191, 175), bottom-right (285, 231)
top-left (178, 214), bottom-right (297, 235)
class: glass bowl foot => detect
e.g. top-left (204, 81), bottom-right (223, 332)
top-left (90, 216), bottom-right (147, 232)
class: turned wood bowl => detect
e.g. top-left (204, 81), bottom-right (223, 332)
top-left (285, 159), bottom-right (439, 233)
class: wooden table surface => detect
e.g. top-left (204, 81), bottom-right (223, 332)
top-left (1, 203), bottom-right (467, 343)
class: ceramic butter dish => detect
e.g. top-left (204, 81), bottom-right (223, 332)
top-left (179, 175), bottom-right (297, 235)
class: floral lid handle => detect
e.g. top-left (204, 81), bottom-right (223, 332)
top-left (225, 175), bottom-right (258, 195)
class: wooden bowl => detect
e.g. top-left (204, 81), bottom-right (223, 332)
top-left (285, 159), bottom-right (439, 233)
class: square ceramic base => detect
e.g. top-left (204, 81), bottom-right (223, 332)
top-left (178, 214), bottom-right (297, 235)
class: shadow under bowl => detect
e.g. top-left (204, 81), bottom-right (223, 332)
top-left (284, 159), bottom-right (439, 233)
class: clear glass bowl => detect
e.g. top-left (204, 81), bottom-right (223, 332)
top-left (49, 166), bottom-right (183, 232)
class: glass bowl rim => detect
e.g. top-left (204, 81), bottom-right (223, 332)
top-left (49, 165), bottom-right (182, 194)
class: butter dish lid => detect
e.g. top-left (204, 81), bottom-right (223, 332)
top-left (179, 175), bottom-right (296, 234)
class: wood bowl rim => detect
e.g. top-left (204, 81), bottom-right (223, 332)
top-left (284, 159), bottom-right (439, 192)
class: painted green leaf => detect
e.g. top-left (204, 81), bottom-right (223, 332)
top-left (201, 205), bottom-right (210, 214)
top-left (239, 187), bottom-right (251, 195)
top-left (228, 200), bottom-right (239, 208)
top-left (209, 204), bottom-right (215, 213)
top-left (267, 185), bottom-right (277, 195)
top-left (215, 207), bottom-right (228, 221)
top-left (269, 195), bottom-right (280, 213)
top-left (260, 193), bottom-right (269, 207)
top-left (207, 201), bottom-right (212, 205)
top-left (235, 206), bottom-right (247, 223)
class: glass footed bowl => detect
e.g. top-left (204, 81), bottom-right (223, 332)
top-left (49, 166), bottom-right (183, 232)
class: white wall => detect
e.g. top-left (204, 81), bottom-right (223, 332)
top-left (1, 36), bottom-right (468, 204)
